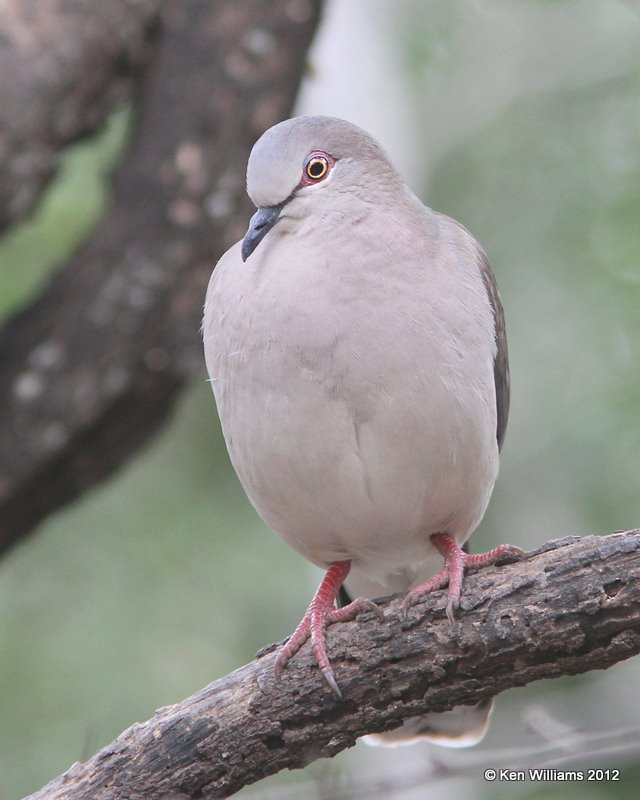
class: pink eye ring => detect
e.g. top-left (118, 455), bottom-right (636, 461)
top-left (301, 151), bottom-right (335, 184)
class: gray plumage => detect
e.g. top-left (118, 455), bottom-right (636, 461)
top-left (203, 115), bottom-right (510, 746)
top-left (478, 251), bottom-right (510, 451)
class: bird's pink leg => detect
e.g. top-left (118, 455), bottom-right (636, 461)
top-left (274, 560), bottom-right (381, 697)
top-left (403, 533), bottom-right (526, 622)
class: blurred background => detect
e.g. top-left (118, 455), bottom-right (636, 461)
top-left (1, 0), bottom-right (639, 797)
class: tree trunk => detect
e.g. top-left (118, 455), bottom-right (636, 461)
top-left (0, 0), bottom-right (325, 555)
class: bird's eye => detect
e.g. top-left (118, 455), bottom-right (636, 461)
top-left (304, 155), bottom-right (330, 182)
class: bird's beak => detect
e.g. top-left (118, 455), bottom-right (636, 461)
top-left (241, 203), bottom-right (284, 262)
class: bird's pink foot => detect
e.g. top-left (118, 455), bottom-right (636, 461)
top-left (274, 560), bottom-right (381, 696)
top-left (403, 533), bottom-right (526, 622)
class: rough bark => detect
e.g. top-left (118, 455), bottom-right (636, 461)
top-left (0, 0), bottom-right (162, 230)
top-left (25, 531), bottom-right (640, 799)
top-left (0, 0), bottom-right (325, 555)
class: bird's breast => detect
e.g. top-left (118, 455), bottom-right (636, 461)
top-left (204, 227), bottom-right (499, 591)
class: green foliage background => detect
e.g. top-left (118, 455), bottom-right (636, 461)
top-left (1, 1), bottom-right (639, 798)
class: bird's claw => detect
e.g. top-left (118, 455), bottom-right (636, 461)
top-left (321, 666), bottom-right (342, 698)
top-left (274, 582), bottom-right (382, 697)
top-left (445, 596), bottom-right (459, 624)
top-left (402, 534), bottom-right (526, 622)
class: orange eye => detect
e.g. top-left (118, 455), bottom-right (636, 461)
top-left (305, 155), bottom-right (330, 181)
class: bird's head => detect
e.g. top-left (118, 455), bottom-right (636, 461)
top-left (241, 115), bottom-right (402, 261)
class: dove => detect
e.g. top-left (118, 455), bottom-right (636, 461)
top-left (202, 115), bottom-right (523, 745)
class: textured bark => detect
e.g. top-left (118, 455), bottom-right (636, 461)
top-left (0, 0), bottom-right (162, 230)
top-left (26, 531), bottom-right (640, 799)
top-left (0, 0), bottom-right (325, 554)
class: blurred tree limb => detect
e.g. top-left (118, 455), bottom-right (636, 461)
top-left (25, 531), bottom-right (640, 799)
top-left (0, 0), bottom-right (161, 231)
top-left (0, 0), bottom-right (324, 554)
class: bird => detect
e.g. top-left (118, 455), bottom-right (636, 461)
top-left (202, 115), bottom-right (524, 746)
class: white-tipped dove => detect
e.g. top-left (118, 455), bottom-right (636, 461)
top-left (202, 115), bottom-right (524, 746)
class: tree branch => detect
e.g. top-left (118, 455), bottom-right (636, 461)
top-left (26, 530), bottom-right (640, 799)
top-left (0, 0), bottom-right (324, 555)
top-left (0, 0), bottom-right (162, 231)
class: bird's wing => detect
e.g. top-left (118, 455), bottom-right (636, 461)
top-left (477, 248), bottom-right (510, 451)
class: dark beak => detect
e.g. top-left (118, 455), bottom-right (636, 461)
top-left (241, 203), bottom-right (284, 262)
